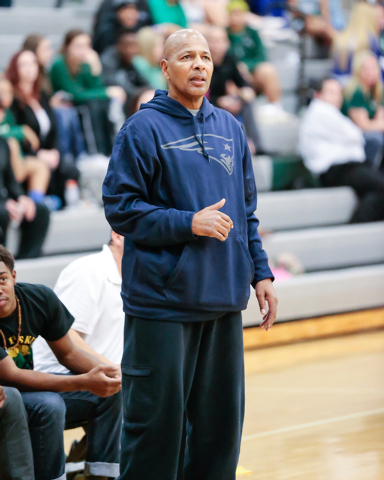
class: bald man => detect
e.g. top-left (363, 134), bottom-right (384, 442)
top-left (103, 29), bottom-right (277, 479)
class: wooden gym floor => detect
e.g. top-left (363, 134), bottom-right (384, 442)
top-left (65, 310), bottom-right (384, 479)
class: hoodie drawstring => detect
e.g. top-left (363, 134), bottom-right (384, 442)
top-left (194, 115), bottom-right (210, 161)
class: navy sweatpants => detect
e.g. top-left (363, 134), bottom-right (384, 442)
top-left (119, 312), bottom-right (245, 480)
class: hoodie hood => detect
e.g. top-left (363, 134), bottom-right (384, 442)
top-left (140, 89), bottom-right (214, 119)
top-left (140, 89), bottom-right (214, 159)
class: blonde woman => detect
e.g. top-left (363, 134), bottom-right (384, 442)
top-left (132, 27), bottom-right (167, 90)
top-left (333, 3), bottom-right (379, 84)
top-left (343, 51), bottom-right (384, 167)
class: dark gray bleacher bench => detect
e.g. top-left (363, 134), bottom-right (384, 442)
top-left (0, 7), bottom-right (93, 36)
top-left (6, 188), bottom-right (358, 256)
top-left (16, 255), bottom-right (384, 325)
top-left (15, 221), bottom-right (384, 287)
top-left (263, 222), bottom-right (384, 271)
top-left (243, 264), bottom-right (384, 326)
top-left (257, 187), bottom-right (357, 230)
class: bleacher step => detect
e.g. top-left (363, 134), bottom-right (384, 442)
top-left (263, 222), bottom-right (384, 270)
top-left (243, 264), bottom-right (384, 326)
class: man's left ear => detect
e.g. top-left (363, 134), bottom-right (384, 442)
top-left (12, 270), bottom-right (16, 285)
top-left (160, 59), bottom-right (170, 80)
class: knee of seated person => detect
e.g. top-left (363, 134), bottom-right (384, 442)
top-left (254, 62), bottom-right (276, 78)
top-left (1, 387), bottom-right (24, 416)
top-left (35, 393), bottom-right (66, 425)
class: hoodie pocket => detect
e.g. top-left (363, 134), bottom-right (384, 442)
top-left (163, 234), bottom-right (254, 310)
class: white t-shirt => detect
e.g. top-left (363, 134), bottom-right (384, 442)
top-left (33, 245), bottom-right (123, 373)
top-left (298, 99), bottom-right (365, 175)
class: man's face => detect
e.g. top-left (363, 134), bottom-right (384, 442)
top-left (207, 28), bottom-right (229, 66)
top-left (162, 32), bottom-right (213, 99)
top-left (0, 262), bottom-right (16, 319)
top-left (117, 33), bottom-right (138, 64)
top-left (318, 79), bottom-right (343, 109)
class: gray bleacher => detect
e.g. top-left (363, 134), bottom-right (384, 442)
top-left (0, 6), bottom-right (93, 70)
top-left (4, 3), bottom-right (382, 326)
top-left (12, 188), bottom-right (384, 325)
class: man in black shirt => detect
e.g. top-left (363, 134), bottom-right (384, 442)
top-left (206, 26), bottom-right (260, 153)
top-left (101, 30), bottom-right (149, 113)
top-left (0, 137), bottom-right (50, 259)
top-left (0, 245), bottom-right (122, 480)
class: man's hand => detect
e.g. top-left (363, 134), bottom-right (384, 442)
top-left (256, 278), bottom-right (278, 331)
top-left (0, 385), bottom-right (6, 408)
top-left (192, 198), bottom-right (234, 241)
top-left (83, 365), bottom-right (121, 398)
top-left (18, 196), bottom-right (36, 222)
top-left (5, 199), bottom-right (24, 223)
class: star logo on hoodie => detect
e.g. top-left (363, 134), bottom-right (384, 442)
top-left (161, 134), bottom-right (234, 175)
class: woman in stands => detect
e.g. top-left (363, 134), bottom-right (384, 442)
top-left (23, 34), bottom-right (87, 163)
top-left (333, 3), bottom-right (379, 85)
top-left (50, 29), bottom-right (126, 156)
top-left (132, 27), bottom-right (168, 90)
top-left (0, 75), bottom-right (50, 204)
top-left (343, 51), bottom-right (384, 168)
top-left (6, 50), bottom-right (80, 208)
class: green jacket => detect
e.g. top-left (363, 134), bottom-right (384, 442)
top-left (132, 56), bottom-right (168, 90)
top-left (228, 26), bottom-right (266, 72)
top-left (50, 55), bottom-right (108, 104)
top-left (342, 86), bottom-right (383, 120)
top-left (148, 0), bottom-right (187, 28)
top-left (0, 109), bottom-right (25, 142)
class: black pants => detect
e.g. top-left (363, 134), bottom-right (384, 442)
top-left (320, 161), bottom-right (384, 223)
top-left (119, 312), bottom-right (245, 480)
top-left (0, 202), bottom-right (50, 259)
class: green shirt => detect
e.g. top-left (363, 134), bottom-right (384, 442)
top-left (342, 86), bottom-right (382, 120)
top-left (228, 26), bottom-right (266, 73)
top-left (148, 0), bottom-right (187, 28)
top-left (0, 283), bottom-right (74, 370)
top-left (50, 55), bottom-right (108, 104)
top-left (0, 109), bottom-right (25, 142)
top-left (132, 56), bottom-right (168, 90)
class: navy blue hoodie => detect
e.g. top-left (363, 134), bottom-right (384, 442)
top-left (103, 90), bottom-right (273, 322)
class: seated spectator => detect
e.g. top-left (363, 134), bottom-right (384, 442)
top-left (0, 76), bottom-right (50, 203)
top-left (342, 51), bottom-right (384, 168)
top-left (148, 0), bottom-right (187, 28)
top-left (50, 29), bottom-right (126, 156)
top-left (132, 27), bottom-right (168, 90)
top-left (207, 26), bottom-right (261, 154)
top-left (299, 78), bottom-right (384, 223)
top-left (93, 0), bottom-right (151, 55)
top-left (0, 385), bottom-right (34, 480)
top-left (101, 30), bottom-right (149, 113)
top-left (34, 231), bottom-right (124, 375)
top-left (0, 137), bottom-right (49, 258)
top-left (333, 3), bottom-right (379, 85)
top-left (0, 245), bottom-right (122, 480)
top-left (227, 0), bottom-right (283, 110)
top-left (7, 50), bottom-right (80, 208)
top-left (288, 0), bottom-right (342, 44)
top-left (23, 33), bottom-right (87, 163)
